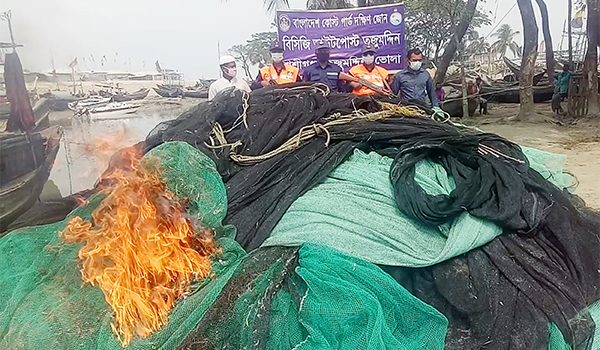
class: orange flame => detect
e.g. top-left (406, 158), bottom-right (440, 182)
top-left (60, 147), bottom-right (216, 347)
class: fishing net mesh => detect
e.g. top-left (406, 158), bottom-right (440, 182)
top-left (0, 142), bottom-right (246, 349)
top-left (179, 243), bottom-right (448, 350)
top-left (0, 141), bottom-right (448, 350)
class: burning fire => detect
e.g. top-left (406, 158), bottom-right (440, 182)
top-left (61, 147), bottom-right (216, 347)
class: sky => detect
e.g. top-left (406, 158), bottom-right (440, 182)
top-left (0, 0), bottom-right (576, 79)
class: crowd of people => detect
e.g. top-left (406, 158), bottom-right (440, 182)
top-left (209, 40), bottom-right (445, 117)
top-left (209, 40), bottom-right (577, 118)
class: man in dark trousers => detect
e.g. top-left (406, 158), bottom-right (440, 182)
top-left (301, 40), bottom-right (346, 92)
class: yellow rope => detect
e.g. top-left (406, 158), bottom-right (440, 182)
top-left (229, 103), bottom-right (427, 165)
top-left (205, 88), bottom-right (437, 165)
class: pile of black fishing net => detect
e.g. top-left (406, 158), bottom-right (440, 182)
top-left (11, 83), bottom-right (600, 349)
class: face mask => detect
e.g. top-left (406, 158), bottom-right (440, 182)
top-left (317, 52), bottom-right (330, 63)
top-left (271, 53), bottom-right (284, 64)
top-left (222, 66), bottom-right (237, 78)
top-left (409, 61), bottom-right (422, 71)
top-left (363, 54), bottom-right (375, 65)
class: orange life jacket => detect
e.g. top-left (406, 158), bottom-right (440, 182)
top-left (259, 64), bottom-right (300, 85)
top-left (349, 64), bottom-right (389, 96)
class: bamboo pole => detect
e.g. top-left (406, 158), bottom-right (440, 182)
top-left (461, 62), bottom-right (469, 118)
top-left (568, 0), bottom-right (573, 67)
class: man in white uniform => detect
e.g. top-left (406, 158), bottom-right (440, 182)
top-left (208, 55), bottom-right (251, 101)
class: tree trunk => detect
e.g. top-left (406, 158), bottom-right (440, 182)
top-left (585, 0), bottom-right (600, 116)
top-left (516, 0), bottom-right (539, 121)
top-left (433, 41), bottom-right (442, 61)
top-left (433, 0), bottom-right (478, 85)
top-left (534, 0), bottom-right (555, 87)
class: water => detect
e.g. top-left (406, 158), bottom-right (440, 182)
top-left (48, 105), bottom-right (191, 197)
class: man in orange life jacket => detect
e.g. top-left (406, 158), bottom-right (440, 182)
top-left (348, 44), bottom-right (390, 95)
top-left (251, 41), bottom-right (300, 90)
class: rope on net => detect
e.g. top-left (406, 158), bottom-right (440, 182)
top-left (227, 103), bottom-right (426, 165)
top-left (203, 85), bottom-right (475, 165)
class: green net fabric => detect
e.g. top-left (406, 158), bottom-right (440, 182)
top-left (0, 142), bottom-right (246, 349)
top-left (263, 147), bottom-right (570, 268)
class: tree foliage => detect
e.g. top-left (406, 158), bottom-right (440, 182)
top-left (403, 0), bottom-right (491, 60)
top-left (491, 24), bottom-right (522, 58)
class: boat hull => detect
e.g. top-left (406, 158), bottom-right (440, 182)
top-left (0, 126), bottom-right (62, 232)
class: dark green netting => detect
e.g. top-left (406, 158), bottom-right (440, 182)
top-left (263, 147), bottom-right (569, 268)
top-left (0, 142), bottom-right (246, 349)
top-left (180, 243), bottom-right (448, 350)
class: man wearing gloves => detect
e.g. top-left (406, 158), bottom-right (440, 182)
top-left (208, 55), bottom-right (251, 101)
top-left (347, 44), bottom-right (390, 96)
top-left (251, 41), bottom-right (300, 89)
top-left (391, 48), bottom-right (444, 117)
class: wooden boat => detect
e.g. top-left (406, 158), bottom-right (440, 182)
top-left (111, 88), bottom-right (150, 102)
top-left (0, 98), bottom-right (50, 130)
top-left (153, 86), bottom-right (183, 98)
top-left (504, 57), bottom-right (521, 77)
top-left (75, 102), bottom-right (141, 120)
top-left (0, 126), bottom-right (62, 232)
top-left (441, 97), bottom-right (478, 118)
top-left (31, 98), bottom-right (50, 131)
top-left (182, 89), bottom-right (208, 99)
top-left (481, 84), bottom-right (554, 103)
top-left (68, 96), bottom-right (111, 111)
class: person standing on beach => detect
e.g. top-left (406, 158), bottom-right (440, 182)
top-left (208, 55), bottom-right (251, 101)
top-left (391, 48), bottom-right (444, 118)
top-left (251, 41), bottom-right (300, 89)
top-left (552, 64), bottom-right (573, 115)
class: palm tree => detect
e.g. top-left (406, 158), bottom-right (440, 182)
top-left (466, 30), bottom-right (491, 56)
top-left (491, 24), bottom-right (521, 58)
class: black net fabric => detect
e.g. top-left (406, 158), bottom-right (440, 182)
top-left (142, 84), bottom-right (600, 349)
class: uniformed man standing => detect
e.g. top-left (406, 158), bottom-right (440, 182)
top-left (251, 41), bottom-right (300, 90)
top-left (347, 44), bottom-right (390, 95)
top-left (301, 40), bottom-right (346, 92)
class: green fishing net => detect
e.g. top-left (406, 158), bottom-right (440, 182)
top-left (0, 142), bottom-right (245, 349)
top-left (179, 243), bottom-right (448, 350)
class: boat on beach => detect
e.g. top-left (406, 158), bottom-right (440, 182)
top-left (112, 88), bottom-right (150, 102)
top-left (68, 96), bottom-right (111, 111)
top-left (0, 126), bottom-right (62, 232)
top-left (75, 102), bottom-right (141, 120)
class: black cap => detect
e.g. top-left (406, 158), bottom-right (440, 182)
top-left (316, 40), bottom-right (329, 50)
top-left (362, 44), bottom-right (376, 55)
top-left (270, 41), bottom-right (284, 52)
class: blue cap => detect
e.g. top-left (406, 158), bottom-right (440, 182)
top-left (270, 41), bottom-right (284, 52)
top-left (362, 44), bottom-right (377, 54)
top-left (316, 40), bottom-right (329, 50)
